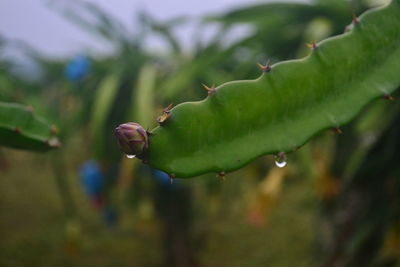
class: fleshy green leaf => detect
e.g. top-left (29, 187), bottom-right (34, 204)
top-left (124, 1), bottom-right (400, 178)
top-left (0, 102), bottom-right (60, 152)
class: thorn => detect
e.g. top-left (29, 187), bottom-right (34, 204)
top-left (257, 60), bottom-right (271, 73)
top-left (15, 127), bottom-right (21, 134)
top-left (352, 14), bottom-right (360, 25)
top-left (307, 42), bottom-right (318, 50)
top-left (332, 127), bottom-right (343, 135)
top-left (157, 113), bottom-right (171, 126)
top-left (216, 171), bottom-right (226, 181)
top-left (383, 94), bottom-right (395, 101)
top-left (169, 173), bottom-right (176, 184)
top-left (163, 103), bottom-right (174, 113)
top-left (202, 83), bottom-right (217, 96)
top-left (157, 104), bottom-right (174, 126)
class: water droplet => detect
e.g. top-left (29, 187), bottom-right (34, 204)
top-left (274, 152), bottom-right (287, 168)
top-left (275, 160), bottom-right (287, 168)
top-left (126, 154), bottom-right (136, 159)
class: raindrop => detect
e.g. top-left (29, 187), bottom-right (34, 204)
top-left (274, 152), bottom-right (287, 168)
top-left (126, 154), bottom-right (136, 159)
top-left (275, 159), bottom-right (287, 168)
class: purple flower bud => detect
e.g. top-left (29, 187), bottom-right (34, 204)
top-left (114, 122), bottom-right (148, 157)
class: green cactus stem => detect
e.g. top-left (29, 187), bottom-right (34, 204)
top-left (116, 1), bottom-right (400, 178)
top-left (0, 102), bottom-right (60, 152)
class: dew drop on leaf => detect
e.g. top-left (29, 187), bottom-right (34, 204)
top-left (274, 152), bottom-right (287, 168)
top-left (275, 159), bottom-right (287, 168)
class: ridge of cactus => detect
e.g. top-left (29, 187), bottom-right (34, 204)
top-left (116, 1), bottom-right (400, 178)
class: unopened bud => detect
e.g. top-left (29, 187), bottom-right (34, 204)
top-left (114, 122), bottom-right (148, 157)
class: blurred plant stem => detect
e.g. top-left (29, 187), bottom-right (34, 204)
top-left (51, 150), bottom-right (77, 220)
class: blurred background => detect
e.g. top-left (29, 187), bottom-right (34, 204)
top-left (1, 0), bottom-right (400, 266)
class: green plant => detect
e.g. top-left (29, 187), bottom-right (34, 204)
top-left (116, 1), bottom-right (400, 178)
top-left (0, 102), bottom-right (60, 151)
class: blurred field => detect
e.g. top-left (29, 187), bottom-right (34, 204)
top-left (0, 134), bottom-right (318, 267)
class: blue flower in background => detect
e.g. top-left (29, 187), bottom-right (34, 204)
top-left (80, 160), bottom-right (105, 197)
top-left (65, 55), bottom-right (91, 82)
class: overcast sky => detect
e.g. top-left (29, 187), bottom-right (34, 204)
top-left (0, 0), bottom-right (308, 58)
